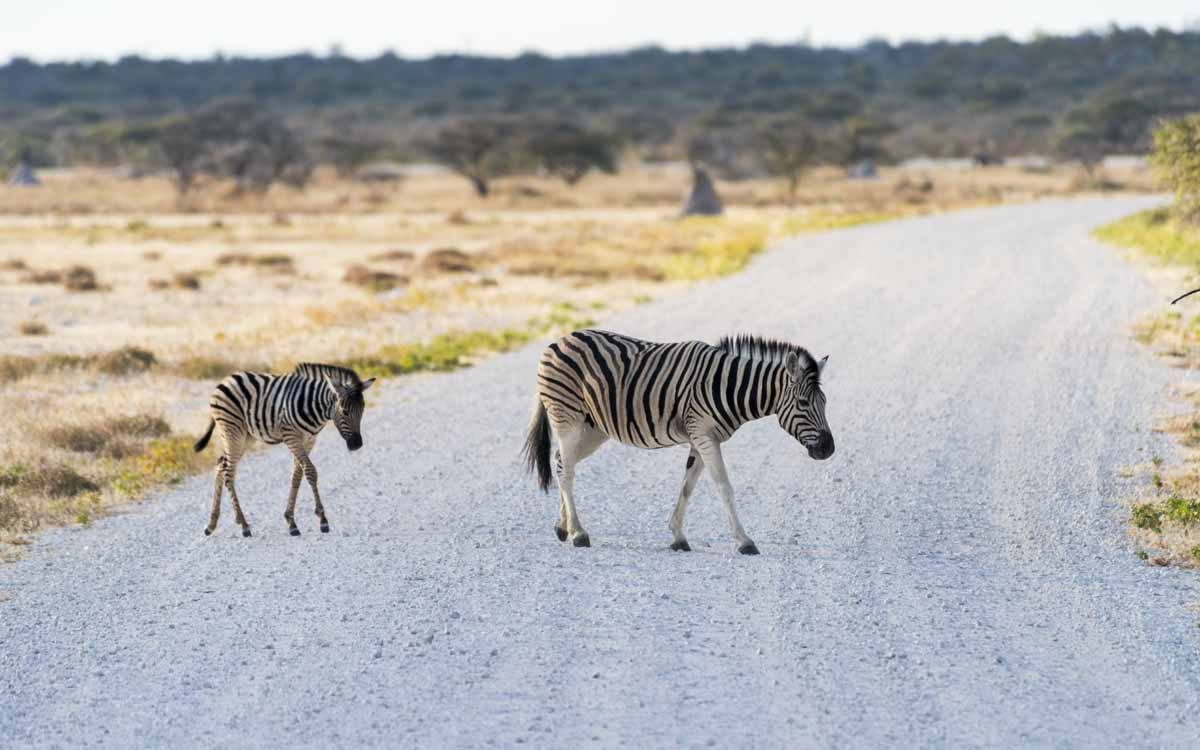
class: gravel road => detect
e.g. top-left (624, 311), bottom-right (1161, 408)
top-left (3, 197), bottom-right (1199, 748)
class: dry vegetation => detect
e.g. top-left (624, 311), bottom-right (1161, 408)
top-left (1094, 211), bottom-right (1200, 566)
top-left (0, 162), bottom-right (1152, 552)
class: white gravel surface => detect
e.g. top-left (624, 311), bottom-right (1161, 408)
top-left (3, 197), bottom-right (1199, 748)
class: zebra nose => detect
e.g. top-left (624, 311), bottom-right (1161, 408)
top-left (347, 434), bottom-right (363, 451)
top-left (807, 431), bottom-right (834, 460)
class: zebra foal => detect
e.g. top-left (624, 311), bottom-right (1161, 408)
top-left (194, 363), bottom-right (375, 538)
top-left (523, 329), bottom-right (834, 554)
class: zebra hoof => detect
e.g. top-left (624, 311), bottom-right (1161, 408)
top-left (670, 540), bottom-right (691, 552)
top-left (555, 526), bottom-right (568, 542)
top-left (203, 527), bottom-right (213, 537)
top-left (289, 527), bottom-right (301, 537)
top-left (320, 523), bottom-right (330, 533)
top-left (572, 533), bottom-right (591, 548)
top-left (737, 541), bottom-right (760, 556)
top-left (242, 528), bottom-right (253, 538)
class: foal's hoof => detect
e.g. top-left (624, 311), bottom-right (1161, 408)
top-left (555, 526), bottom-right (568, 542)
top-left (320, 522), bottom-right (330, 534)
top-left (289, 527), bottom-right (301, 537)
top-left (669, 540), bottom-right (691, 552)
top-left (571, 533), bottom-right (591, 548)
top-left (737, 541), bottom-right (760, 556)
top-left (242, 528), bottom-right (253, 538)
top-left (203, 527), bottom-right (213, 537)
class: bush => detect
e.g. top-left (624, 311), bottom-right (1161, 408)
top-left (18, 320), bottom-right (48, 336)
top-left (1150, 115), bottom-right (1200, 224)
top-left (343, 265), bottom-right (407, 292)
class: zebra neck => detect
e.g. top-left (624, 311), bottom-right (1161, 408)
top-left (760, 362), bottom-right (791, 418)
top-left (314, 386), bottom-right (337, 422)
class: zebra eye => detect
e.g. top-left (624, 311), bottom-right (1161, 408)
top-left (798, 398), bottom-right (810, 407)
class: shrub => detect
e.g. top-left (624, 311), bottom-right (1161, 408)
top-left (16, 464), bottom-right (99, 498)
top-left (1150, 115), bottom-right (1200, 224)
top-left (43, 414), bottom-right (171, 456)
top-left (91, 346), bottom-right (157, 375)
top-left (172, 272), bottom-right (201, 290)
top-left (62, 265), bottom-right (99, 291)
top-left (172, 356), bottom-right (254, 380)
top-left (343, 265), bottom-right (407, 292)
top-left (18, 320), bottom-right (48, 336)
top-left (420, 248), bottom-right (476, 273)
top-left (1131, 503), bottom-right (1163, 532)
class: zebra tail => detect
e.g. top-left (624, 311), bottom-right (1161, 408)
top-left (194, 419), bottom-right (215, 453)
top-left (523, 399), bottom-right (552, 492)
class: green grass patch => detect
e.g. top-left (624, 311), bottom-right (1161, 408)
top-left (1093, 208), bottom-right (1200, 267)
top-left (337, 312), bottom-right (595, 379)
top-left (659, 225), bottom-right (768, 281)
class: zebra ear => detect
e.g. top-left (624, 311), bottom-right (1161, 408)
top-left (360, 378), bottom-right (376, 392)
top-left (818, 355), bottom-right (828, 375)
top-left (784, 351), bottom-right (801, 378)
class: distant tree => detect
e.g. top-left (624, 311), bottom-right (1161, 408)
top-left (319, 131), bottom-right (389, 178)
top-left (424, 119), bottom-right (514, 197)
top-left (1150, 115), bottom-right (1200, 223)
top-left (1090, 96), bottom-right (1153, 149)
top-left (752, 121), bottom-right (820, 200)
top-left (1052, 122), bottom-right (1107, 178)
top-left (156, 117), bottom-right (205, 197)
top-left (526, 122), bottom-right (618, 185)
top-left (153, 97), bottom-right (311, 197)
top-left (833, 115), bottom-right (896, 167)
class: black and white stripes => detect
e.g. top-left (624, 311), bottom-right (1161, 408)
top-left (195, 363), bottom-right (375, 537)
top-left (524, 329), bottom-right (833, 554)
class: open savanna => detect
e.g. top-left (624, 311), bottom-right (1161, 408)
top-left (0, 162), bottom-right (1152, 551)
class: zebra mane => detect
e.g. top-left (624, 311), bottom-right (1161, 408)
top-left (716, 335), bottom-right (819, 380)
top-left (291, 362), bottom-right (363, 388)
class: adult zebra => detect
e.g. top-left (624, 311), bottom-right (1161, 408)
top-left (523, 329), bottom-right (834, 554)
top-left (194, 363), bottom-right (375, 538)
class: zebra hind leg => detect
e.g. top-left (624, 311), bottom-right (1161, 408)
top-left (554, 449), bottom-right (568, 541)
top-left (668, 448), bottom-right (705, 552)
top-left (552, 424), bottom-right (608, 548)
top-left (204, 459), bottom-right (225, 536)
top-left (223, 453), bottom-right (252, 538)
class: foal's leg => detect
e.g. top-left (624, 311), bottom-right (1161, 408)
top-left (691, 435), bottom-right (757, 555)
top-left (552, 427), bottom-right (608, 543)
top-left (668, 447), bottom-right (704, 551)
top-left (223, 448), bottom-right (252, 538)
top-left (552, 423), bottom-right (607, 548)
top-left (286, 437), bottom-right (328, 534)
top-left (283, 453), bottom-right (304, 537)
top-left (204, 459), bottom-right (225, 536)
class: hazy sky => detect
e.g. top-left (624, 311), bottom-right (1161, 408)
top-left (3, 0), bottom-right (1197, 62)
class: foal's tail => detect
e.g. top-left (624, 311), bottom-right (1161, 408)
top-left (194, 418), bottom-right (215, 453)
top-left (522, 398), bottom-right (552, 493)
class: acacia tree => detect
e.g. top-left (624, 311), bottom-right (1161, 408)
top-left (157, 116), bottom-right (205, 198)
top-left (753, 121), bottom-right (820, 201)
top-left (425, 119), bottom-right (514, 197)
top-left (526, 122), bottom-right (617, 186)
top-left (1053, 121), bottom-right (1107, 179)
top-left (319, 131), bottom-right (389, 178)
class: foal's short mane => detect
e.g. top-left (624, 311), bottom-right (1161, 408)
top-left (716, 334), bottom-right (819, 380)
top-left (292, 362), bottom-right (364, 388)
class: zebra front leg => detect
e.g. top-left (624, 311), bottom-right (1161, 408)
top-left (204, 460), bottom-right (225, 536)
top-left (301, 453), bottom-right (329, 533)
top-left (668, 448), bottom-right (704, 551)
top-left (693, 437), bottom-right (757, 555)
top-left (283, 458), bottom-right (304, 537)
